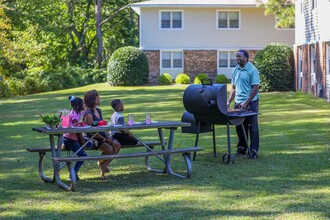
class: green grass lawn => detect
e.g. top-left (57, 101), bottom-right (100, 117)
top-left (0, 83), bottom-right (330, 219)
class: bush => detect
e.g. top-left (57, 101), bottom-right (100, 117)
top-left (259, 74), bottom-right (270, 92)
top-left (107, 46), bottom-right (149, 86)
top-left (253, 43), bottom-right (294, 92)
top-left (158, 73), bottom-right (172, 85)
top-left (175, 74), bottom-right (191, 84)
top-left (0, 79), bottom-right (11, 98)
top-left (3, 66), bottom-right (108, 96)
top-left (215, 74), bottom-right (229, 84)
top-left (193, 73), bottom-right (209, 84)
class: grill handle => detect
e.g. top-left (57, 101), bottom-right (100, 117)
top-left (201, 78), bottom-right (213, 85)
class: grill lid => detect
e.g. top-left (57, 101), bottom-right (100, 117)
top-left (183, 82), bottom-right (229, 124)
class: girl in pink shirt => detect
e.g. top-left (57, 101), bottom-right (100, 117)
top-left (63, 96), bottom-right (90, 180)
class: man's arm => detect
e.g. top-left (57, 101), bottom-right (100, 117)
top-left (227, 85), bottom-right (236, 108)
top-left (241, 85), bottom-right (259, 109)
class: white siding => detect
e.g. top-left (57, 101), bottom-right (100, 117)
top-left (318, 0), bottom-right (330, 41)
top-left (140, 7), bottom-right (294, 50)
top-left (295, 0), bottom-right (330, 45)
top-left (295, 0), bottom-right (305, 45)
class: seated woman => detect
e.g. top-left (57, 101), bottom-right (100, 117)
top-left (83, 90), bottom-right (121, 179)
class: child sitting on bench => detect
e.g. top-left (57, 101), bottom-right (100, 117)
top-left (63, 96), bottom-right (92, 181)
top-left (110, 99), bottom-right (138, 145)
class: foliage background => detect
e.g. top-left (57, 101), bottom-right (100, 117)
top-left (0, 0), bottom-right (139, 97)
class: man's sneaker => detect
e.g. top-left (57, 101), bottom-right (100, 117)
top-left (236, 146), bottom-right (247, 156)
top-left (247, 148), bottom-right (258, 159)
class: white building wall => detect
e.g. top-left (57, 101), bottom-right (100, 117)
top-left (296, 0), bottom-right (330, 45)
top-left (295, 0), bottom-right (306, 45)
top-left (318, 0), bottom-right (330, 41)
top-left (140, 7), bottom-right (294, 50)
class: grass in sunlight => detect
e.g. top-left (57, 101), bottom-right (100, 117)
top-left (0, 83), bottom-right (330, 219)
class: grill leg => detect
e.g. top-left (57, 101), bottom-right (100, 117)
top-left (226, 122), bottom-right (231, 156)
top-left (212, 124), bottom-right (216, 157)
top-left (223, 121), bottom-right (234, 164)
top-left (193, 121), bottom-right (201, 161)
top-left (241, 123), bottom-right (250, 156)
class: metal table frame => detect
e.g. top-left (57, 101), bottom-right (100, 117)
top-left (32, 121), bottom-right (191, 190)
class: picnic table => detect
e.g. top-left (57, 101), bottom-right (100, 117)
top-left (30, 121), bottom-right (202, 191)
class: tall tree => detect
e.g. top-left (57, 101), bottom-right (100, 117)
top-left (5, 0), bottom-right (139, 71)
top-left (261, 0), bottom-right (295, 28)
top-left (95, 0), bottom-right (133, 68)
top-left (0, 0), bottom-right (14, 78)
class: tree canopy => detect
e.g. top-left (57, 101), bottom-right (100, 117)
top-left (262, 0), bottom-right (295, 28)
top-left (0, 0), bottom-right (140, 97)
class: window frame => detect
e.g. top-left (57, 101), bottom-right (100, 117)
top-left (161, 50), bottom-right (183, 69)
top-left (216, 10), bottom-right (240, 30)
top-left (310, 45), bottom-right (316, 86)
top-left (298, 47), bottom-right (303, 90)
top-left (218, 51), bottom-right (237, 68)
top-left (312, 0), bottom-right (317, 9)
top-left (159, 10), bottom-right (184, 30)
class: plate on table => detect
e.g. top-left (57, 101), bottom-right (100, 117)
top-left (113, 124), bottom-right (123, 127)
top-left (98, 125), bottom-right (111, 127)
top-left (71, 125), bottom-right (91, 129)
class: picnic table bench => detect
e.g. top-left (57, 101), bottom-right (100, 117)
top-left (30, 121), bottom-right (202, 191)
top-left (26, 141), bottom-right (164, 183)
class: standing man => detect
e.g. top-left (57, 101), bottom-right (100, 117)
top-left (227, 49), bottom-right (260, 159)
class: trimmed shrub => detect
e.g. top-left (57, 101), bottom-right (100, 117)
top-left (215, 74), bottom-right (229, 84)
top-left (253, 43), bottom-right (294, 92)
top-left (107, 46), bottom-right (149, 86)
top-left (259, 74), bottom-right (270, 92)
top-left (158, 73), bottom-right (172, 85)
top-left (175, 73), bottom-right (191, 84)
top-left (193, 73), bottom-right (209, 84)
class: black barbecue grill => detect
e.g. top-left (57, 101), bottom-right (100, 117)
top-left (181, 79), bottom-right (258, 164)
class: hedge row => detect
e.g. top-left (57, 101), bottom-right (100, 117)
top-left (158, 73), bottom-right (229, 85)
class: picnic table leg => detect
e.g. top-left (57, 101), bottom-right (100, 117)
top-left (124, 129), bottom-right (166, 173)
top-left (37, 151), bottom-right (55, 183)
top-left (34, 135), bottom-right (57, 183)
top-left (51, 134), bottom-right (72, 191)
top-left (165, 128), bottom-right (193, 178)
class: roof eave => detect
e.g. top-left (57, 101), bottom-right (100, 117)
top-left (131, 4), bottom-right (258, 15)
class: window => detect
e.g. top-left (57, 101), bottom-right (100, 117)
top-left (217, 11), bottom-right (239, 29)
top-left (161, 51), bottom-right (183, 68)
top-left (298, 47), bottom-right (303, 90)
top-left (160, 11), bottom-right (182, 29)
top-left (310, 45), bottom-right (316, 85)
top-left (327, 43), bottom-right (330, 75)
top-left (218, 51), bottom-right (237, 68)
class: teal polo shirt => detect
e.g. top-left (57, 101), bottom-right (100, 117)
top-left (232, 62), bottom-right (260, 104)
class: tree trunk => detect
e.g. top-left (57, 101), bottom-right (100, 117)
top-left (95, 0), bottom-right (103, 69)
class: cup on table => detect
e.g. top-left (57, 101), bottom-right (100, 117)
top-left (145, 112), bottom-right (151, 124)
top-left (61, 115), bottom-right (71, 128)
top-left (128, 114), bottom-right (134, 125)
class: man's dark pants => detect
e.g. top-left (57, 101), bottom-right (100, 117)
top-left (234, 100), bottom-right (259, 152)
